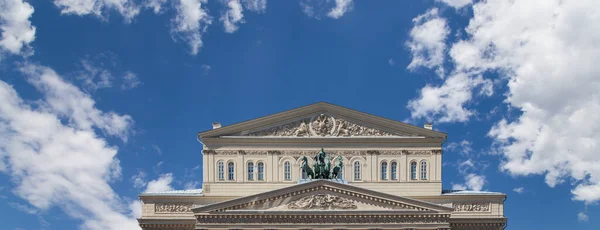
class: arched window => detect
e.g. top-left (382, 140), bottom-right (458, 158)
top-left (227, 162), bottom-right (235, 181)
top-left (410, 161), bottom-right (417, 180)
top-left (284, 161), bottom-right (291, 181)
top-left (217, 161), bottom-right (224, 181)
top-left (391, 162), bottom-right (398, 180)
top-left (337, 167), bottom-right (343, 179)
top-left (354, 161), bottom-right (361, 180)
top-left (420, 160), bottom-right (428, 180)
top-left (247, 162), bottom-right (254, 181)
top-left (257, 162), bottom-right (264, 181)
top-left (381, 161), bottom-right (388, 180)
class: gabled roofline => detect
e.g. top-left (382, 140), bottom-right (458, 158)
top-left (193, 180), bottom-right (454, 213)
top-left (198, 102), bottom-right (447, 139)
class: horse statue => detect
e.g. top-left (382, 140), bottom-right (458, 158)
top-left (331, 156), bottom-right (344, 179)
top-left (323, 156), bottom-right (332, 179)
top-left (300, 156), bottom-right (314, 179)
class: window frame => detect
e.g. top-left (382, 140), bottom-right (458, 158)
top-left (391, 161), bottom-right (398, 180)
top-left (217, 161), bottom-right (224, 181)
top-left (284, 161), bottom-right (292, 181)
top-left (381, 161), bottom-right (388, 181)
top-left (247, 161), bottom-right (254, 181)
top-left (420, 160), bottom-right (428, 180)
top-left (353, 161), bottom-right (361, 181)
top-left (257, 161), bottom-right (265, 181)
top-left (227, 161), bottom-right (235, 181)
top-left (410, 161), bottom-right (417, 180)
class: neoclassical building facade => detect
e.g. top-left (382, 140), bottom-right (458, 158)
top-left (137, 102), bottom-right (507, 229)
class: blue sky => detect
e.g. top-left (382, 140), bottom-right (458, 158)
top-left (0, 0), bottom-right (598, 229)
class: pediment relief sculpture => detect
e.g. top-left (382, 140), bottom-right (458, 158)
top-left (287, 194), bottom-right (357, 210)
top-left (247, 114), bottom-right (409, 137)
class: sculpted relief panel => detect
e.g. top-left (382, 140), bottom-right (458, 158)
top-left (453, 203), bottom-right (490, 212)
top-left (155, 203), bottom-right (193, 213)
top-left (287, 194), bottom-right (358, 210)
top-left (247, 114), bottom-right (409, 137)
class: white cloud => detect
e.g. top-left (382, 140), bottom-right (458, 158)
top-left (77, 58), bottom-right (114, 91)
top-left (131, 170), bottom-right (147, 189)
top-left (144, 173), bottom-right (174, 193)
top-left (408, 73), bottom-right (493, 123)
top-left (144, 0), bottom-right (168, 14)
top-left (406, 8), bottom-right (449, 78)
top-left (0, 63), bottom-right (139, 229)
top-left (129, 200), bottom-right (142, 218)
top-left (437, 0), bottom-right (472, 9)
top-left (121, 71), bottom-right (141, 90)
top-left (221, 0), bottom-right (244, 33)
top-left (171, 0), bottom-right (212, 55)
top-left (513, 187), bottom-right (524, 194)
top-left (242, 0), bottom-right (266, 13)
top-left (408, 0), bottom-right (600, 204)
top-left (464, 173), bottom-right (486, 191)
top-left (52, 0), bottom-right (141, 22)
top-left (21, 64), bottom-right (134, 141)
top-left (151, 144), bottom-right (162, 155)
top-left (300, 0), bottom-right (352, 20)
top-left (184, 181), bottom-right (199, 190)
top-left (577, 212), bottom-right (588, 222)
top-left (0, 0), bottom-right (36, 57)
top-left (451, 183), bottom-right (466, 190)
top-left (327, 0), bottom-right (353, 19)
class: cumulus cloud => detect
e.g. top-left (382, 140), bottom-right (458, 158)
top-left (406, 8), bottom-right (449, 78)
top-left (300, 0), bottom-right (353, 20)
top-left (131, 170), bottom-right (147, 189)
top-left (144, 173), bottom-right (174, 193)
top-left (77, 58), bottom-right (114, 91)
top-left (0, 0), bottom-right (36, 57)
top-left (221, 0), bottom-right (244, 33)
top-left (220, 0), bottom-right (267, 33)
top-left (408, 73), bottom-right (493, 123)
top-left (437, 0), bottom-right (472, 9)
top-left (0, 63), bottom-right (139, 229)
top-left (52, 0), bottom-right (141, 22)
top-left (408, 0), bottom-right (600, 204)
top-left (144, 0), bottom-right (168, 14)
top-left (171, 0), bottom-right (212, 55)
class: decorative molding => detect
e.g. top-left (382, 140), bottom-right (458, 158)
top-left (197, 214), bottom-right (450, 224)
top-left (155, 203), bottom-right (193, 213)
top-left (245, 114), bottom-right (411, 137)
top-left (287, 194), bottom-right (357, 210)
top-left (453, 203), bottom-right (490, 212)
top-left (203, 149), bottom-right (442, 156)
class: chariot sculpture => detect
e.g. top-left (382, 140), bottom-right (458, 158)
top-left (300, 148), bottom-right (343, 180)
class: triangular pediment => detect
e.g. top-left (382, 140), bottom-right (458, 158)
top-left (198, 102), bottom-right (446, 139)
top-left (193, 180), bottom-right (453, 214)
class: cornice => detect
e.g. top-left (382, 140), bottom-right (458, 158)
top-left (202, 149), bottom-right (443, 156)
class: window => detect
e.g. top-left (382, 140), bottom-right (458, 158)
top-left (217, 161), bottom-right (224, 181)
top-left (337, 167), bottom-right (343, 179)
top-left (420, 160), bottom-right (428, 180)
top-left (227, 162), bottom-right (235, 181)
top-left (354, 161), bottom-right (361, 180)
top-left (284, 161), bottom-right (291, 181)
top-left (391, 162), bottom-right (398, 180)
top-left (410, 161), bottom-right (417, 180)
top-left (247, 162), bottom-right (254, 181)
top-left (381, 161), bottom-right (388, 180)
top-left (257, 162), bottom-right (264, 181)
top-left (302, 168), bottom-right (308, 179)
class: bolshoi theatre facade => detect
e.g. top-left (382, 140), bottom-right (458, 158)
top-left (137, 102), bottom-right (507, 229)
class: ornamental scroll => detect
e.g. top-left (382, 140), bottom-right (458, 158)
top-left (247, 114), bottom-right (408, 137)
top-left (452, 203), bottom-right (490, 212)
top-left (155, 203), bottom-right (193, 213)
top-left (287, 194), bottom-right (357, 210)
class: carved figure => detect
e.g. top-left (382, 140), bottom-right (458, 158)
top-left (323, 156), bottom-right (331, 179)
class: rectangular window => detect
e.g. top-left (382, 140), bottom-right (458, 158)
top-left (258, 162), bottom-right (264, 181)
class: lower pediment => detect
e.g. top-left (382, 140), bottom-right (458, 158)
top-left (193, 180), bottom-right (453, 214)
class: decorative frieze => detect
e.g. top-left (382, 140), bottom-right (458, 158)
top-left (203, 149), bottom-right (442, 156)
top-left (245, 114), bottom-right (410, 137)
top-left (197, 214), bottom-right (450, 224)
top-left (287, 194), bottom-right (357, 210)
top-left (155, 203), bottom-right (193, 213)
top-left (453, 203), bottom-right (490, 212)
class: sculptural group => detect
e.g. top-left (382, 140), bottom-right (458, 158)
top-left (301, 148), bottom-right (343, 179)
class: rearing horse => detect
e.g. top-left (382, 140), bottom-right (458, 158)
top-left (301, 156), bottom-right (315, 179)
